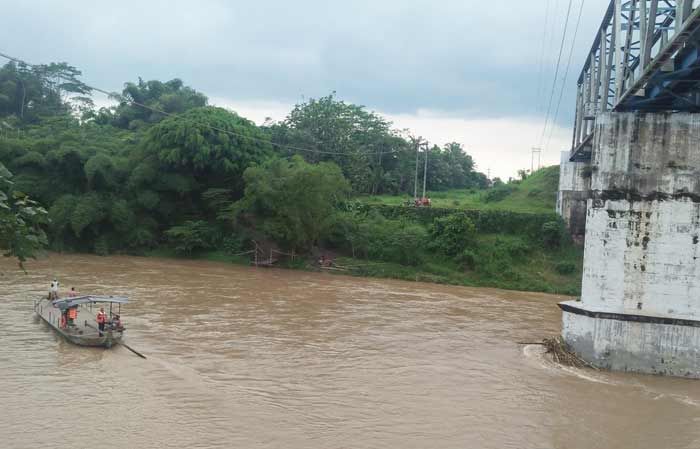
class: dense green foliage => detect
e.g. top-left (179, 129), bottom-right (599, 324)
top-left (541, 220), bottom-right (566, 248)
top-left (97, 78), bottom-right (208, 129)
top-left (268, 94), bottom-right (488, 194)
top-left (429, 214), bottom-right (477, 256)
top-left (328, 211), bottom-right (428, 265)
top-left (1, 102), bottom-right (271, 254)
top-left (0, 60), bottom-right (582, 294)
top-left (0, 61), bottom-right (90, 124)
top-left (234, 156), bottom-right (350, 251)
top-left (165, 220), bottom-right (218, 255)
top-left (0, 162), bottom-right (47, 266)
top-left (322, 205), bottom-right (581, 294)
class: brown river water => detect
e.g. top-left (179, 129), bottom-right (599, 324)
top-left (1, 254), bottom-right (700, 449)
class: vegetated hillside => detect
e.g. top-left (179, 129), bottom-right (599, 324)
top-left (343, 166), bottom-right (583, 295)
top-left (0, 59), bottom-right (582, 295)
top-left (359, 165), bottom-right (560, 214)
top-left (488, 165), bottom-right (559, 212)
top-left (322, 203), bottom-right (582, 295)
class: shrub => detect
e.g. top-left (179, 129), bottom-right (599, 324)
top-left (493, 236), bottom-right (531, 259)
top-left (351, 204), bottom-right (559, 237)
top-left (470, 236), bottom-right (532, 278)
top-left (454, 249), bottom-right (477, 269)
top-left (165, 220), bottom-right (217, 255)
top-left (429, 214), bottom-right (477, 256)
top-left (365, 219), bottom-right (426, 265)
top-left (330, 212), bottom-right (426, 265)
top-left (555, 261), bottom-right (576, 275)
top-left (222, 234), bottom-right (251, 255)
top-left (484, 184), bottom-right (516, 203)
top-left (541, 220), bottom-right (565, 248)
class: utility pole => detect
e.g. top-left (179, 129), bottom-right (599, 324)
top-left (531, 147), bottom-right (542, 173)
top-left (422, 142), bottom-right (429, 198)
top-left (413, 138), bottom-right (421, 199)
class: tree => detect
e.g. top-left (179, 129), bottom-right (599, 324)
top-left (0, 162), bottom-right (48, 267)
top-left (135, 106), bottom-right (274, 225)
top-left (270, 93), bottom-right (409, 194)
top-left (234, 156), bottom-right (350, 251)
top-left (142, 106), bottom-right (271, 184)
top-left (103, 78), bottom-right (207, 129)
top-left (0, 61), bottom-right (90, 123)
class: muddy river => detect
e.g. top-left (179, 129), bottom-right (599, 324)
top-left (1, 254), bottom-right (699, 448)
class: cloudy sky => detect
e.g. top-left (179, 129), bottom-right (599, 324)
top-left (1, 0), bottom-right (611, 179)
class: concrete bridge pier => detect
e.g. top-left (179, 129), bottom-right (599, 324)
top-left (560, 112), bottom-right (700, 378)
top-left (557, 152), bottom-right (590, 244)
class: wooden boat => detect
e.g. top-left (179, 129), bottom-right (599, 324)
top-left (34, 295), bottom-right (128, 348)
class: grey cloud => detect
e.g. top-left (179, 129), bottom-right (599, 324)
top-left (1, 0), bottom-right (610, 124)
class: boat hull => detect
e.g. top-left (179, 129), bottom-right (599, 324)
top-left (34, 298), bottom-right (123, 348)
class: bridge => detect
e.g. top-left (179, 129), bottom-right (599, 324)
top-left (571, 0), bottom-right (700, 160)
top-left (557, 0), bottom-right (700, 378)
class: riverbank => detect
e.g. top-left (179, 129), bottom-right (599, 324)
top-left (144, 239), bottom-right (583, 295)
top-left (139, 166), bottom-right (583, 296)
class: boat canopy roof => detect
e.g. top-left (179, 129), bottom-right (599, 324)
top-left (53, 295), bottom-right (129, 310)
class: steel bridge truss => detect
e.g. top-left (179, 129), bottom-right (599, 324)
top-left (571, 0), bottom-right (700, 160)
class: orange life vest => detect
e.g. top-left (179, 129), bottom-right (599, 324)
top-left (68, 308), bottom-right (77, 319)
top-left (96, 311), bottom-right (106, 324)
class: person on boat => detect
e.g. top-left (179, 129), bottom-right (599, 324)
top-left (68, 287), bottom-right (78, 298)
top-left (96, 307), bottom-right (107, 335)
top-left (111, 314), bottom-right (123, 331)
top-left (49, 279), bottom-right (59, 300)
top-left (67, 307), bottom-right (78, 327)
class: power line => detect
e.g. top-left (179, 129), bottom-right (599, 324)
top-left (539, 0), bottom-right (574, 148)
top-left (535, 0), bottom-right (552, 116)
top-left (0, 51), bottom-right (404, 158)
top-left (546, 0), bottom-right (586, 152)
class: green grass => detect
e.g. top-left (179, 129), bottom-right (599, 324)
top-left (339, 166), bottom-right (584, 294)
top-left (330, 232), bottom-right (583, 296)
top-left (140, 166), bottom-right (582, 295)
top-left (357, 165), bottom-right (560, 214)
